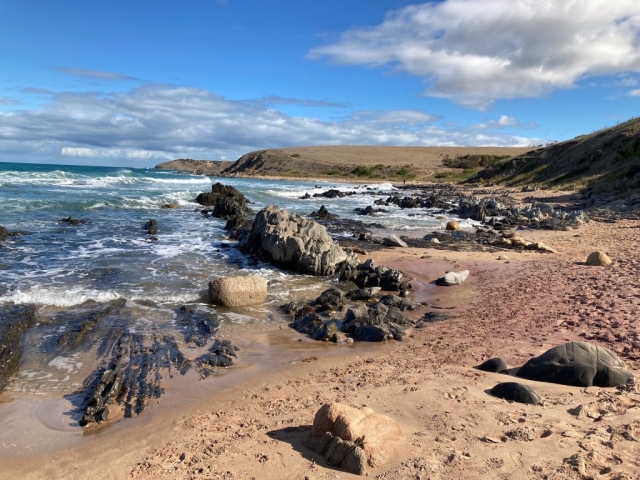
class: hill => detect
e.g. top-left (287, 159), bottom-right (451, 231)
top-left (218, 145), bottom-right (531, 181)
top-left (155, 159), bottom-right (230, 175)
top-left (469, 118), bottom-right (640, 194)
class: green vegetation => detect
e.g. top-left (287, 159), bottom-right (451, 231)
top-left (350, 164), bottom-right (387, 177)
top-left (290, 153), bottom-right (301, 158)
top-left (434, 168), bottom-right (479, 182)
top-left (616, 140), bottom-right (640, 163)
top-left (442, 154), bottom-right (511, 169)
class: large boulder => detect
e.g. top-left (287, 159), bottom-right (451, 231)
top-left (489, 382), bottom-right (541, 405)
top-left (208, 276), bottom-right (267, 307)
top-left (516, 341), bottom-right (633, 388)
top-left (435, 270), bottom-right (469, 286)
top-left (304, 403), bottom-right (402, 475)
top-left (245, 205), bottom-right (354, 276)
top-left (196, 183), bottom-right (253, 219)
top-left (585, 251), bottom-right (612, 266)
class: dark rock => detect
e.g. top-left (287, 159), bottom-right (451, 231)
top-left (195, 182), bottom-right (253, 219)
top-left (346, 287), bottom-right (381, 301)
top-left (144, 219), bottom-right (158, 235)
top-left (311, 288), bottom-right (345, 313)
top-left (379, 294), bottom-right (420, 311)
top-left (196, 339), bottom-right (239, 370)
top-left (309, 205), bottom-right (338, 221)
top-left (489, 382), bottom-right (541, 405)
top-left (354, 206), bottom-right (387, 216)
top-left (291, 313), bottom-right (339, 342)
top-left (0, 226), bottom-right (8, 241)
top-left (419, 312), bottom-right (456, 324)
top-left (475, 357), bottom-right (508, 373)
top-left (58, 299), bottom-right (126, 349)
top-left (516, 341), bottom-right (634, 388)
top-left (0, 305), bottom-right (37, 393)
top-left (342, 303), bottom-right (413, 342)
top-left (176, 306), bottom-right (220, 347)
top-left (339, 259), bottom-right (411, 292)
top-left (313, 189), bottom-right (353, 199)
top-left (60, 217), bottom-right (86, 226)
top-left (280, 302), bottom-right (299, 315)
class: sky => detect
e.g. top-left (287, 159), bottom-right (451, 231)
top-left (1, 0), bottom-right (640, 167)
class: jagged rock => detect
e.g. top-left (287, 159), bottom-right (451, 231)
top-left (208, 276), bottom-right (267, 307)
top-left (291, 313), bottom-right (339, 342)
top-left (346, 287), bottom-right (381, 301)
top-left (196, 339), bottom-right (239, 370)
top-left (435, 270), bottom-right (469, 286)
top-left (280, 302), bottom-right (299, 315)
top-left (446, 221), bottom-right (460, 231)
top-left (58, 299), bottom-right (126, 349)
top-left (475, 357), bottom-right (508, 373)
top-left (176, 306), bottom-right (219, 347)
top-left (195, 183), bottom-right (253, 219)
top-left (490, 382), bottom-right (541, 405)
top-left (342, 303), bottom-right (413, 341)
top-left (309, 205), bottom-right (338, 221)
top-left (516, 342), bottom-right (634, 388)
top-left (243, 205), bottom-right (355, 276)
top-left (311, 288), bottom-right (345, 313)
top-left (0, 305), bottom-right (37, 393)
top-left (144, 219), bottom-right (158, 235)
top-left (378, 294), bottom-right (420, 311)
top-left (354, 206), bottom-right (387, 216)
top-left (60, 217), bottom-right (86, 225)
top-left (585, 251), bottom-right (612, 266)
top-left (382, 234), bottom-right (408, 248)
top-left (305, 403), bottom-right (402, 474)
top-left (313, 189), bottom-right (353, 199)
top-left (339, 259), bottom-right (410, 292)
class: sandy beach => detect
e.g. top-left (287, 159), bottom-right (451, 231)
top-left (2, 213), bottom-right (638, 480)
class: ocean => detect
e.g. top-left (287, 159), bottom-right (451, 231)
top-left (0, 161), bottom-right (469, 438)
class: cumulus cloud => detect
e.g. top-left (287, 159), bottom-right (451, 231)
top-left (310, 0), bottom-right (640, 107)
top-left (0, 84), bottom-right (541, 164)
top-left (629, 89), bottom-right (640, 96)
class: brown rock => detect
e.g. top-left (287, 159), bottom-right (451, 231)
top-left (306, 403), bottom-right (402, 474)
top-left (208, 276), bottom-right (267, 307)
top-left (445, 221), bottom-right (460, 231)
top-left (585, 251), bottom-right (611, 266)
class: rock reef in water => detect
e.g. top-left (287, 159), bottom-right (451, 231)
top-left (196, 182), bottom-right (253, 219)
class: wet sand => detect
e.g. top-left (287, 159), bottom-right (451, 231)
top-left (2, 219), bottom-right (640, 479)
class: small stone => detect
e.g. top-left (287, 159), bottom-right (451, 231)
top-left (497, 255), bottom-right (509, 261)
top-left (445, 221), bottom-right (460, 231)
top-left (585, 251), bottom-right (611, 266)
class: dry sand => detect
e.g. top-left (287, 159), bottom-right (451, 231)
top-left (2, 220), bottom-right (639, 479)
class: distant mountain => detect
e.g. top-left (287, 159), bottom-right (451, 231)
top-left (155, 159), bottom-right (230, 175)
top-left (470, 118), bottom-right (640, 194)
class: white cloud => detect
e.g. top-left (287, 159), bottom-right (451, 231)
top-left (54, 67), bottom-right (139, 81)
top-left (0, 84), bottom-right (542, 164)
top-left (310, 0), bottom-right (640, 108)
top-left (629, 89), bottom-right (640, 96)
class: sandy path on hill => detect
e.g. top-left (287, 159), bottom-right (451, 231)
top-left (2, 220), bottom-right (639, 480)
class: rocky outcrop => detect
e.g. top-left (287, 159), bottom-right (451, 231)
top-left (339, 259), bottom-right (410, 292)
top-left (196, 339), bottom-right (239, 371)
top-left (208, 276), bottom-right (267, 307)
top-left (60, 217), bottom-right (86, 225)
top-left (516, 341), bottom-right (634, 388)
top-left (144, 219), bottom-right (158, 235)
top-left (305, 403), bottom-right (403, 475)
top-left (436, 270), bottom-right (469, 286)
top-left (309, 205), bottom-right (338, 221)
top-left (490, 382), bottom-right (541, 405)
top-left (342, 303), bottom-right (413, 341)
top-left (0, 305), bottom-right (37, 393)
top-left (196, 183), bottom-right (253, 219)
top-left (242, 205), bottom-right (355, 276)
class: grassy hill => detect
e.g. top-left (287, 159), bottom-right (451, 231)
top-left (469, 118), bottom-right (640, 194)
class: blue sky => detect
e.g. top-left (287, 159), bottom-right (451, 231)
top-left (1, 0), bottom-right (640, 166)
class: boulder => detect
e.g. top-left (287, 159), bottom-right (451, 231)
top-left (245, 205), bottom-right (354, 276)
top-left (516, 341), bottom-right (633, 388)
top-left (305, 403), bottom-right (402, 474)
top-left (379, 294), bottom-right (420, 311)
top-left (208, 276), bottom-right (267, 307)
top-left (342, 303), bottom-right (413, 341)
top-left (60, 217), bottom-right (86, 225)
top-left (291, 314), bottom-right (339, 342)
top-left (346, 287), bottom-right (381, 301)
top-left (195, 182), bottom-right (253, 219)
top-left (0, 226), bottom-right (8, 242)
top-left (489, 382), bottom-right (540, 405)
top-left (309, 205), bottom-right (337, 221)
top-left (585, 251), bottom-right (612, 266)
top-left (144, 219), bottom-right (158, 235)
top-left (339, 259), bottom-right (410, 292)
top-left (382, 234), bottom-right (408, 248)
top-left (435, 270), bottom-right (469, 286)
top-left (475, 357), bottom-right (508, 373)
top-left (446, 221), bottom-right (460, 231)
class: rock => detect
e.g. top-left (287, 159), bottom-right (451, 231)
top-left (497, 255), bottom-right (510, 261)
top-left (339, 259), bottom-right (410, 292)
top-left (60, 217), bottom-right (86, 225)
top-left (0, 226), bottom-right (8, 241)
top-left (379, 294), bottom-right (420, 311)
top-left (291, 313), bottom-right (339, 342)
top-left (435, 270), bottom-right (469, 286)
top-left (309, 205), bottom-right (338, 221)
top-left (516, 342), bottom-right (634, 388)
top-left (195, 182), bottom-right (253, 219)
top-left (446, 221), bottom-right (460, 231)
top-left (196, 339), bottom-right (239, 369)
top-left (489, 382), bottom-right (541, 405)
top-left (354, 206), bottom-right (386, 216)
top-left (245, 205), bottom-right (354, 276)
top-left (0, 305), bottom-right (37, 393)
top-left (304, 403), bottom-right (402, 474)
top-left (346, 287), bottom-right (381, 301)
top-left (208, 276), bottom-right (267, 307)
top-left (311, 288), bottom-right (345, 313)
top-left (342, 303), bottom-right (413, 342)
top-left (382, 234), bottom-right (408, 248)
top-left (475, 357), bottom-right (508, 373)
top-left (161, 203), bottom-right (180, 209)
top-left (144, 219), bottom-right (158, 235)
top-left (429, 237), bottom-right (441, 244)
top-left (585, 251), bottom-right (611, 266)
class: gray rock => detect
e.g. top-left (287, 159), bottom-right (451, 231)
top-left (208, 276), bottom-right (267, 307)
top-left (435, 270), bottom-right (469, 286)
top-left (516, 341), bottom-right (633, 388)
top-left (382, 234), bottom-right (408, 248)
top-left (475, 357), bottom-right (508, 373)
top-left (490, 382), bottom-right (540, 405)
